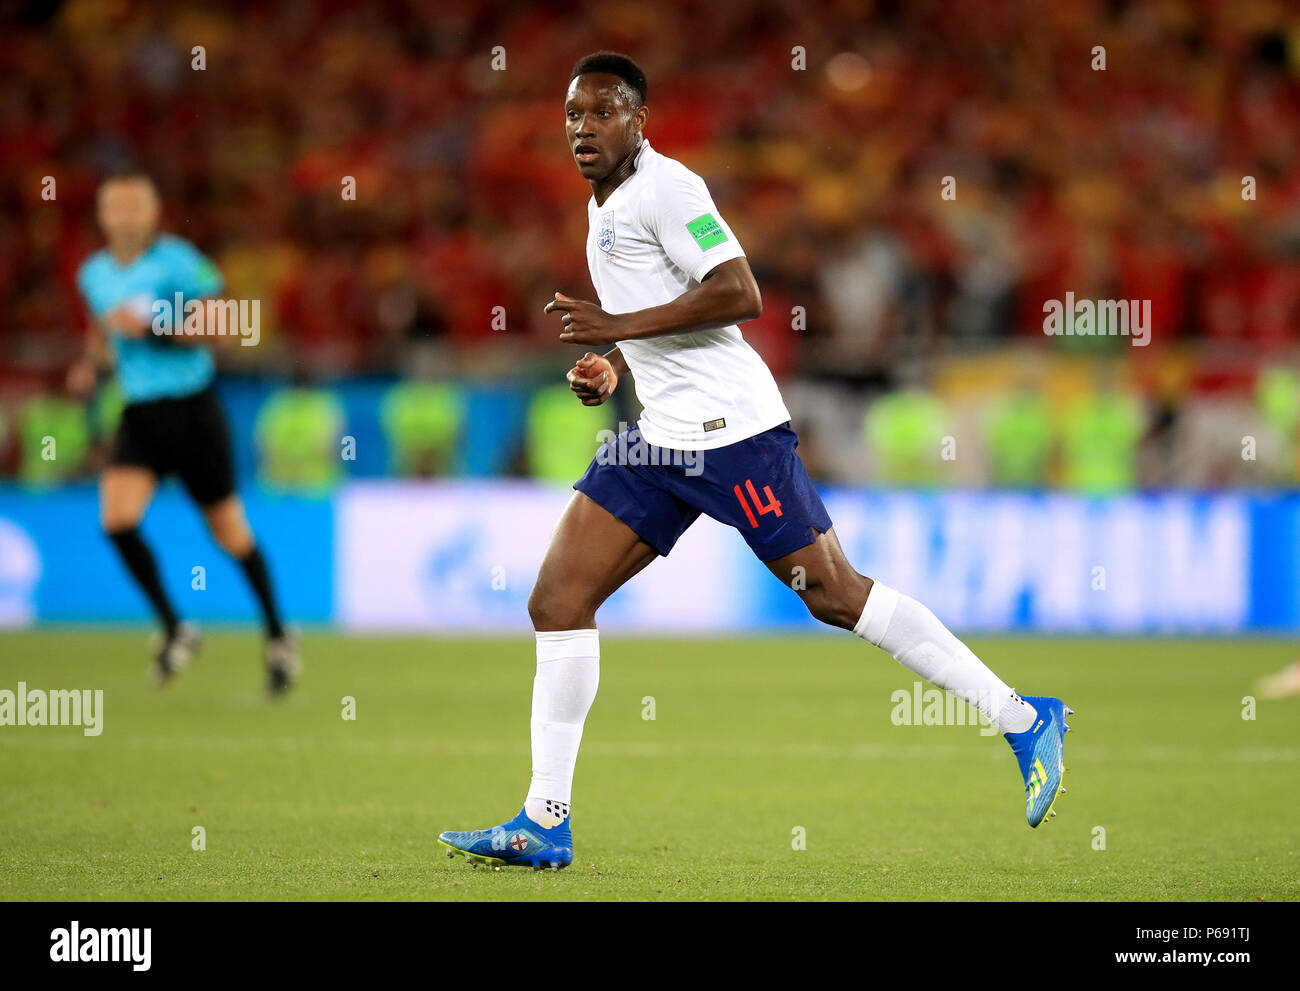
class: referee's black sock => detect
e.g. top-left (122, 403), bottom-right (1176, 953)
top-left (236, 546), bottom-right (285, 640)
top-left (107, 526), bottom-right (180, 638)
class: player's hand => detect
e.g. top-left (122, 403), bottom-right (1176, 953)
top-left (566, 352), bottom-right (617, 406)
top-left (106, 305), bottom-right (149, 339)
top-left (545, 292), bottom-right (622, 346)
top-left (66, 359), bottom-right (97, 398)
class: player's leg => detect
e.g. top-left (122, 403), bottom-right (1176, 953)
top-left (440, 436), bottom-right (693, 869)
top-left (527, 489), bottom-right (661, 632)
top-left (101, 464), bottom-right (201, 681)
top-left (522, 489), bottom-right (659, 821)
top-left (101, 464), bottom-right (172, 632)
top-left (440, 492), bottom-right (661, 869)
top-left (200, 493), bottom-right (288, 644)
top-left (764, 529), bottom-right (1073, 826)
top-left (765, 529), bottom-right (1035, 728)
top-left (717, 423), bottom-right (1073, 826)
top-left (180, 386), bottom-right (297, 694)
top-left (771, 526), bottom-right (1076, 822)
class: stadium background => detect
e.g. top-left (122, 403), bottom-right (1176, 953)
top-left (2, 0), bottom-right (1299, 632)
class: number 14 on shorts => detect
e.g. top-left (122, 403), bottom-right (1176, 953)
top-left (733, 478), bottom-right (783, 528)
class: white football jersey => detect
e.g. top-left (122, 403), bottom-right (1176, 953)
top-left (585, 138), bottom-right (790, 451)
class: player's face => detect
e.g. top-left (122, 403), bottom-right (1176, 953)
top-left (565, 74), bottom-right (645, 181)
top-left (97, 179), bottom-right (160, 251)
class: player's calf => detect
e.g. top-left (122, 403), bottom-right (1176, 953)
top-left (766, 530), bottom-right (872, 631)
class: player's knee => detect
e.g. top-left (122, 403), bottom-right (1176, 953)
top-left (527, 582), bottom-right (591, 632)
top-left (800, 585), bottom-right (863, 632)
top-left (100, 508), bottom-right (140, 535)
top-left (209, 516), bottom-right (252, 557)
top-left (801, 594), bottom-right (843, 630)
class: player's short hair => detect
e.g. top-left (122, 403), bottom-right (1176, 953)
top-left (570, 51), bottom-right (647, 108)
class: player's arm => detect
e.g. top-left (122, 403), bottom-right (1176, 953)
top-left (66, 315), bottom-right (110, 397)
top-left (68, 258), bottom-right (118, 395)
top-left (607, 257), bottom-right (762, 341)
top-left (545, 257), bottom-right (761, 348)
top-left (621, 257), bottom-right (761, 338)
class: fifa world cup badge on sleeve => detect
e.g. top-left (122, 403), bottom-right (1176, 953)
top-left (687, 212), bottom-right (727, 250)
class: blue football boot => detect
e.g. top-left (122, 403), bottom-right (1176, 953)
top-left (1005, 695), bottom-right (1073, 827)
top-left (438, 807), bottom-right (573, 871)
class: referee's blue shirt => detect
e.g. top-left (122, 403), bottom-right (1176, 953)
top-left (76, 234), bottom-right (224, 403)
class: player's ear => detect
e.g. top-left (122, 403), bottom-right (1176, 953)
top-left (635, 104), bottom-right (649, 134)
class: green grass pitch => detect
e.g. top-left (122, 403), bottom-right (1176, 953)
top-left (1, 631), bottom-right (1297, 901)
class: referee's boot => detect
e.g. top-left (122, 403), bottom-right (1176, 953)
top-left (151, 622), bottom-right (202, 687)
top-left (265, 632), bottom-right (302, 697)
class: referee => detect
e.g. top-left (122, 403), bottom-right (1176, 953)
top-left (67, 172), bottom-right (300, 695)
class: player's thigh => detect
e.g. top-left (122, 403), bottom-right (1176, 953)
top-left (530, 490), bottom-right (659, 628)
top-left (763, 525), bottom-right (856, 589)
top-left (175, 387), bottom-right (237, 508)
top-left (99, 466), bottom-right (158, 532)
top-left (763, 527), bottom-right (871, 630)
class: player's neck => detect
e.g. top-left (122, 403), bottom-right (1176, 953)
top-left (108, 233), bottom-right (157, 266)
top-left (109, 243), bottom-right (146, 266)
top-left (590, 147), bottom-right (640, 207)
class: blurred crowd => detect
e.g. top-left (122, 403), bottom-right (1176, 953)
top-left (1, 0), bottom-right (1299, 488)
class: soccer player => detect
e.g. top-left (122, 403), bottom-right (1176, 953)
top-left (439, 53), bottom-right (1071, 869)
top-left (67, 172), bottom-right (300, 694)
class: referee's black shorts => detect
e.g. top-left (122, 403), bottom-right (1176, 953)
top-left (109, 383), bottom-right (236, 506)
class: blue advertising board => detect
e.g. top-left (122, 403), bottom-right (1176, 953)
top-left (0, 483), bottom-right (1294, 633)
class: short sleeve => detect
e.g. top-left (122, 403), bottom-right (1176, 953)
top-left (644, 166), bottom-right (745, 284)
top-left (167, 238), bottom-right (224, 299)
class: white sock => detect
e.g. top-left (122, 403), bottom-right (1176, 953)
top-left (524, 629), bottom-right (599, 828)
top-left (854, 581), bottom-right (1036, 734)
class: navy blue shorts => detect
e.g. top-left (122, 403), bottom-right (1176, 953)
top-left (573, 421), bottom-right (832, 561)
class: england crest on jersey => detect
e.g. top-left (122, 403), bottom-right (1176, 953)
top-left (597, 210), bottom-right (615, 254)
